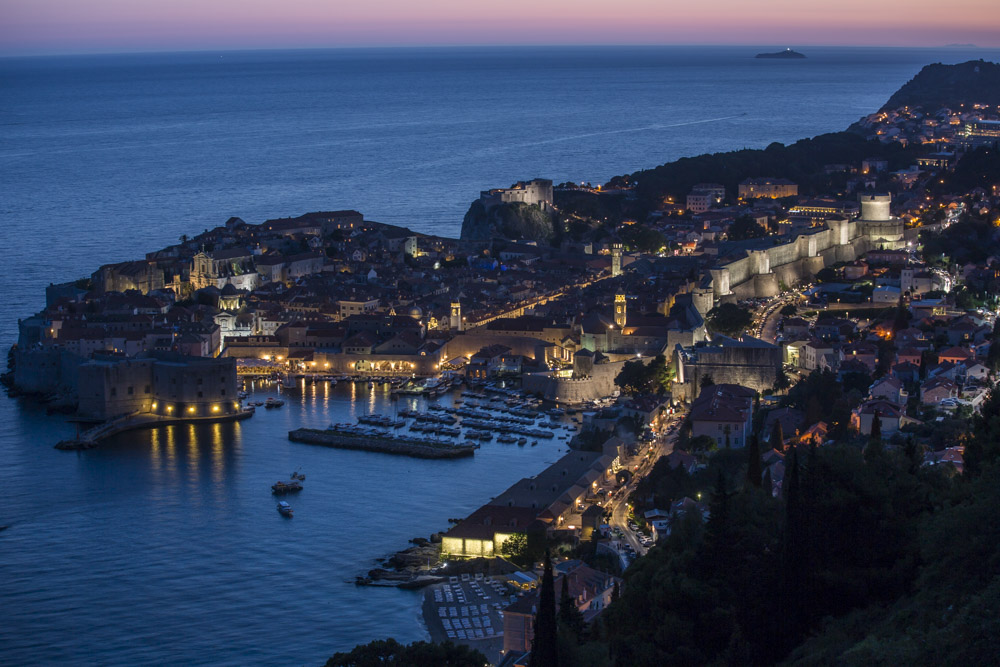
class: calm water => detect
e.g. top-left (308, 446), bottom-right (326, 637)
top-left (2, 45), bottom-right (998, 665)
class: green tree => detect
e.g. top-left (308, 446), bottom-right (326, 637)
top-left (325, 639), bottom-right (488, 666)
top-left (530, 551), bottom-right (559, 667)
top-left (558, 574), bottom-right (586, 640)
top-left (499, 533), bottom-right (528, 563)
top-left (728, 214), bottom-right (767, 241)
top-left (746, 434), bottom-right (762, 489)
top-left (987, 319), bottom-right (1000, 373)
top-left (707, 303), bottom-right (753, 337)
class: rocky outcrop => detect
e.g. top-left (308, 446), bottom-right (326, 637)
top-left (460, 200), bottom-right (554, 242)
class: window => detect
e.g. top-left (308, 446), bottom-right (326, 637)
top-left (197, 391), bottom-right (203, 398)
top-left (127, 386), bottom-right (134, 395)
top-left (144, 385), bottom-right (151, 394)
top-left (110, 388), bottom-right (117, 397)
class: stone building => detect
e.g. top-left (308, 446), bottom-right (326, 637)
top-left (480, 179), bottom-right (553, 212)
top-left (673, 335), bottom-right (781, 401)
top-left (76, 353), bottom-right (238, 420)
top-left (738, 177), bottom-right (798, 199)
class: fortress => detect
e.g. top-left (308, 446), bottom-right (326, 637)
top-left (480, 178), bottom-right (554, 212)
top-left (708, 194), bottom-right (909, 302)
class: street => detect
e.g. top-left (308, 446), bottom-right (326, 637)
top-left (604, 418), bottom-right (680, 568)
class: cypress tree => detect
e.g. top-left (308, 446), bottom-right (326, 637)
top-left (746, 433), bottom-right (763, 489)
top-left (870, 410), bottom-right (882, 442)
top-left (781, 445), bottom-right (806, 644)
top-left (529, 551), bottom-right (558, 667)
top-left (762, 466), bottom-right (773, 497)
top-left (770, 420), bottom-right (785, 451)
top-left (558, 573), bottom-right (585, 639)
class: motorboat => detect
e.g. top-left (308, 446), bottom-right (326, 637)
top-left (265, 398), bottom-right (285, 409)
top-left (277, 501), bottom-right (293, 517)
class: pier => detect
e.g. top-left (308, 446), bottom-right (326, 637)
top-left (288, 428), bottom-right (477, 459)
top-left (55, 409), bottom-right (254, 450)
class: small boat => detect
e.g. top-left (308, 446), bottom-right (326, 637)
top-left (291, 471), bottom-right (305, 481)
top-left (517, 438), bottom-right (527, 446)
top-left (277, 501), bottom-right (293, 517)
top-left (265, 398), bottom-right (285, 409)
top-left (252, 401), bottom-right (264, 407)
top-left (272, 480), bottom-right (303, 495)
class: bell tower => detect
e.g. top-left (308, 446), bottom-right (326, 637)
top-left (611, 243), bottom-right (623, 277)
top-left (614, 293), bottom-right (627, 328)
top-left (450, 301), bottom-right (463, 332)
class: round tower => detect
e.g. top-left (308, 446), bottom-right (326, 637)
top-left (859, 193), bottom-right (891, 221)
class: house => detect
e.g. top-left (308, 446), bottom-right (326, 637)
top-left (852, 400), bottom-right (916, 437)
top-left (938, 346), bottom-right (974, 364)
top-left (891, 361), bottom-right (921, 383)
top-left (814, 318), bottom-right (857, 340)
top-left (465, 344), bottom-right (512, 380)
top-left (870, 377), bottom-right (907, 404)
top-left (842, 341), bottom-right (878, 372)
top-left (502, 561), bottom-right (620, 656)
top-left (782, 317), bottom-right (811, 340)
top-left (958, 359), bottom-right (989, 383)
top-left (689, 384), bottom-right (754, 448)
top-left (800, 339), bottom-right (838, 371)
top-left (664, 449), bottom-right (699, 474)
top-left (920, 376), bottom-right (959, 405)
top-left (872, 285), bottom-right (902, 304)
top-left (896, 347), bottom-right (923, 366)
top-left (923, 446), bottom-right (965, 474)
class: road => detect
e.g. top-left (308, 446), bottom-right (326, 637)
top-left (604, 418), bottom-right (680, 567)
top-left (753, 292), bottom-right (805, 343)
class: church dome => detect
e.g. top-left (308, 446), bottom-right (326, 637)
top-left (408, 306), bottom-right (423, 319)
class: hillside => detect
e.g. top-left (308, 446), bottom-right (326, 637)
top-left (880, 59), bottom-right (1000, 111)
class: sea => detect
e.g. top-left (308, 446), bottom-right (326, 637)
top-left (1, 45), bottom-right (997, 665)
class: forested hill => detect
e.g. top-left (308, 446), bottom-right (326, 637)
top-left (880, 59), bottom-right (1000, 111)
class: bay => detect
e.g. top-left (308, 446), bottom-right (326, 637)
top-left (1, 45), bottom-right (996, 665)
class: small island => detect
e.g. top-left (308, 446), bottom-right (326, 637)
top-left (756, 48), bottom-right (806, 59)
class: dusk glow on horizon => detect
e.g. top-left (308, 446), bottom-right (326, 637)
top-left (3, 0), bottom-right (1000, 55)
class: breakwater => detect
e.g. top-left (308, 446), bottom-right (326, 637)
top-left (54, 409), bottom-right (254, 450)
top-left (288, 428), bottom-right (477, 459)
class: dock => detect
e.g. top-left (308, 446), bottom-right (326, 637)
top-left (55, 409), bottom-right (254, 450)
top-left (288, 428), bottom-right (477, 459)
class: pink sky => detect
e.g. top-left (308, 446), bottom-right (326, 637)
top-left (2, 0), bottom-right (999, 54)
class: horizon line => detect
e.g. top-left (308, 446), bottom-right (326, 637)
top-left (0, 42), bottom-right (994, 60)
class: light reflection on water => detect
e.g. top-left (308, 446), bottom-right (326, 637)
top-left (0, 381), bottom-right (568, 665)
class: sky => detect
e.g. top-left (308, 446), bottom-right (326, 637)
top-left (2, 0), bottom-right (999, 55)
